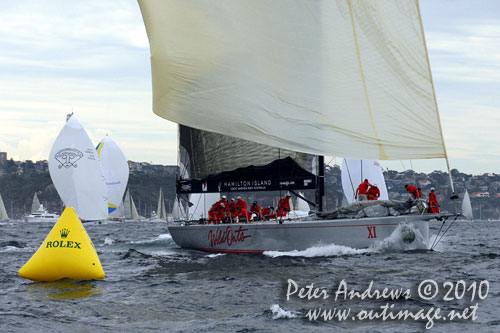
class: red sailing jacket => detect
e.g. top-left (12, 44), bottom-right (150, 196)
top-left (356, 181), bottom-right (371, 198)
top-left (367, 186), bottom-right (380, 200)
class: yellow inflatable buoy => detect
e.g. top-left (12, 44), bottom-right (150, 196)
top-left (19, 207), bottom-right (105, 282)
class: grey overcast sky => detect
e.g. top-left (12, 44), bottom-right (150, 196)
top-left (0, 0), bottom-right (499, 175)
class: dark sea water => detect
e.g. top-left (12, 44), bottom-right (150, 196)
top-left (1, 219), bottom-right (499, 332)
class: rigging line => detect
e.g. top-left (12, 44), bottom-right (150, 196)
top-left (432, 215), bottom-right (459, 250)
top-left (344, 159), bottom-right (356, 203)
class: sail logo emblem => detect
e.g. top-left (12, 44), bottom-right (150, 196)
top-left (54, 148), bottom-right (83, 169)
top-left (304, 179), bottom-right (312, 186)
top-left (60, 228), bottom-right (70, 239)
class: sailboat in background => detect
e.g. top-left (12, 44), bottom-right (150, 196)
top-left (123, 188), bottom-right (141, 221)
top-left (96, 135), bottom-right (129, 221)
top-left (31, 193), bottom-right (41, 213)
top-left (341, 159), bottom-right (389, 204)
top-left (149, 188), bottom-right (167, 222)
top-left (0, 193), bottom-right (9, 221)
top-left (139, 0), bottom-right (459, 253)
top-left (48, 114), bottom-right (108, 222)
top-left (461, 190), bottom-right (473, 221)
top-left (22, 192), bottom-right (59, 222)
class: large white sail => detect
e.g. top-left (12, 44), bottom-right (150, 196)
top-left (341, 158), bottom-right (389, 204)
top-left (139, 0), bottom-right (446, 161)
top-left (0, 193), bottom-right (9, 221)
top-left (462, 190), bottom-right (473, 221)
top-left (31, 193), bottom-right (41, 213)
top-left (96, 136), bottom-right (129, 217)
top-left (48, 114), bottom-right (108, 221)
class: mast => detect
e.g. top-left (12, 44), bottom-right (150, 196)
top-left (317, 156), bottom-right (325, 213)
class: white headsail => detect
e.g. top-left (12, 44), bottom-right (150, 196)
top-left (139, 0), bottom-right (447, 161)
top-left (189, 193), bottom-right (220, 220)
top-left (462, 190), bottom-right (473, 221)
top-left (341, 159), bottom-right (389, 204)
top-left (48, 114), bottom-right (108, 221)
top-left (96, 136), bottom-right (129, 217)
top-left (0, 193), bottom-right (9, 221)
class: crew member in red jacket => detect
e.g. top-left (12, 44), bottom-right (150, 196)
top-left (214, 195), bottom-right (229, 223)
top-left (250, 201), bottom-right (261, 221)
top-left (228, 198), bottom-right (237, 222)
top-left (208, 203), bottom-right (217, 224)
top-left (355, 179), bottom-right (371, 201)
top-left (277, 193), bottom-right (291, 218)
top-left (236, 196), bottom-right (250, 222)
top-left (367, 184), bottom-right (380, 200)
top-left (405, 185), bottom-right (420, 199)
top-left (261, 206), bottom-right (276, 221)
top-left (428, 188), bottom-right (440, 213)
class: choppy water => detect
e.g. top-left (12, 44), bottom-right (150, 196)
top-left (1, 220), bottom-right (499, 332)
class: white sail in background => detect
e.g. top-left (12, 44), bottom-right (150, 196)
top-left (462, 190), bottom-right (473, 221)
top-left (341, 158), bottom-right (389, 204)
top-left (48, 114), bottom-right (108, 220)
top-left (139, 0), bottom-right (447, 161)
top-left (0, 193), bottom-right (9, 221)
top-left (155, 188), bottom-right (167, 220)
top-left (96, 136), bottom-right (129, 217)
top-left (31, 193), bottom-right (41, 213)
top-left (123, 188), bottom-right (140, 220)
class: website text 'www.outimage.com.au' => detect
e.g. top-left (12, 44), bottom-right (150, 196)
top-left (285, 278), bottom-right (489, 329)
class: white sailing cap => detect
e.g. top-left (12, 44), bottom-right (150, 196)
top-left (430, 187), bottom-right (435, 191)
top-left (222, 195), bottom-right (227, 199)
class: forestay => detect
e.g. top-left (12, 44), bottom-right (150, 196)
top-left (139, 0), bottom-right (447, 161)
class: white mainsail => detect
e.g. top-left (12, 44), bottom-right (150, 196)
top-left (462, 190), bottom-right (473, 221)
top-left (123, 188), bottom-right (140, 220)
top-left (96, 136), bottom-right (129, 217)
top-left (139, 0), bottom-right (447, 161)
top-left (48, 114), bottom-right (108, 221)
top-left (31, 193), bottom-right (41, 213)
top-left (341, 159), bottom-right (389, 204)
top-left (0, 193), bottom-right (9, 221)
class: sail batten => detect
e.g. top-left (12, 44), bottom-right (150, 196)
top-left (139, 0), bottom-right (446, 160)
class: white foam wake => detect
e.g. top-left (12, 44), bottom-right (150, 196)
top-left (270, 304), bottom-right (298, 319)
top-left (264, 223), bottom-right (428, 258)
top-left (207, 253), bottom-right (226, 258)
top-left (130, 233), bottom-right (172, 244)
top-left (264, 243), bottom-right (372, 258)
top-left (103, 237), bottom-right (114, 245)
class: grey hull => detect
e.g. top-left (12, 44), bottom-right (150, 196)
top-left (168, 215), bottom-right (435, 253)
